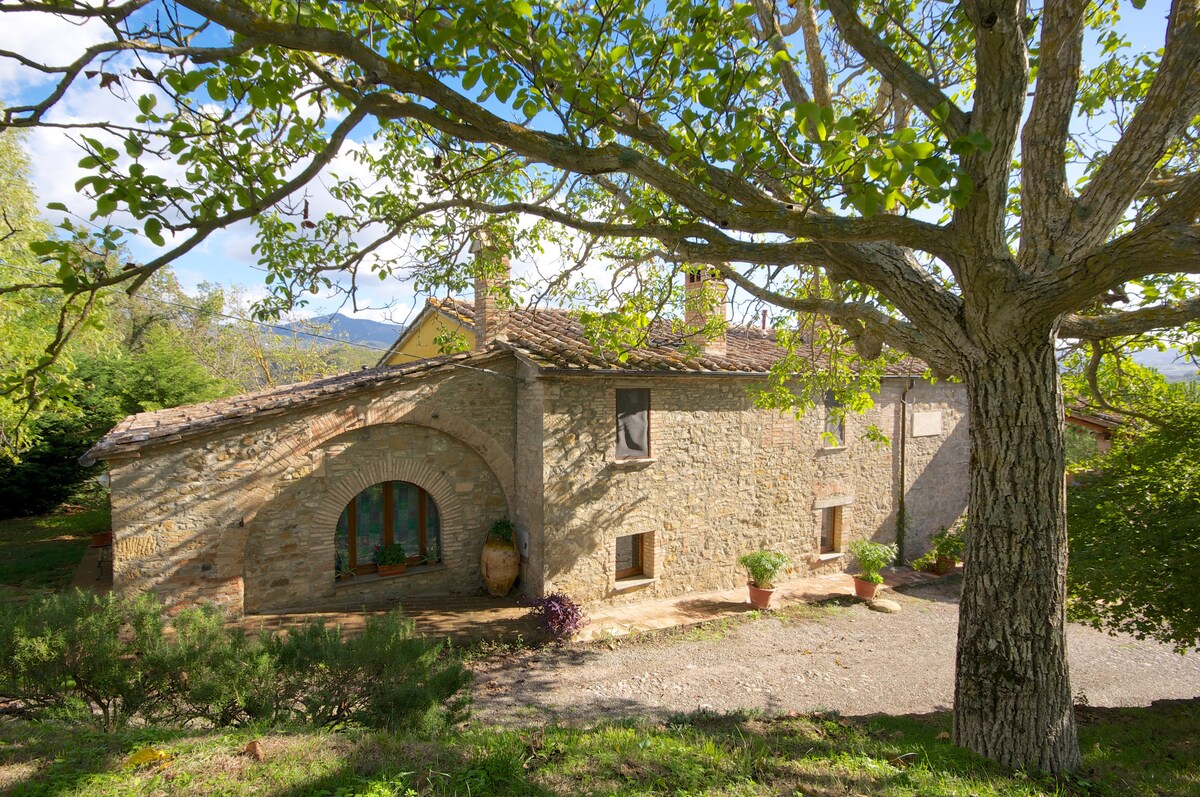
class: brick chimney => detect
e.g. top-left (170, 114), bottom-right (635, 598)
top-left (683, 268), bottom-right (728, 356)
top-left (469, 232), bottom-right (511, 351)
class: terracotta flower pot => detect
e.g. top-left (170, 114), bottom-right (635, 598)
top-left (378, 563), bottom-right (407, 577)
top-left (747, 583), bottom-right (775, 609)
top-left (481, 538), bottom-right (520, 596)
top-left (933, 556), bottom-right (956, 575)
top-left (853, 577), bottom-right (879, 600)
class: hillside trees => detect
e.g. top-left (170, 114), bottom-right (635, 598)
top-left (2, 0), bottom-right (1200, 772)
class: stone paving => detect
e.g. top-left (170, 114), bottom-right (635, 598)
top-left (71, 542), bottom-right (946, 643)
top-left (235, 566), bottom-right (947, 644)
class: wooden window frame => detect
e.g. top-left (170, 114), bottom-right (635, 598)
top-left (615, 533), bottom-right (646, 580)
top-left (820, 506), bottom-right (841, 554)
top-left (341, 481), bottom-right (437, 572)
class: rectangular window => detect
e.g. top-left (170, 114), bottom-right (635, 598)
top-left (820, 506), bottom-right (841, 554)
top-left (616, 388), bottom-right (651, 459)
top-left (615, 533), bottom-right (646, 579)
top-left (823, 390), bottom-right (845, 448)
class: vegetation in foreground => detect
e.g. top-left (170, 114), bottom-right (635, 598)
top-left (1, 701), bottom-right (1197, 797)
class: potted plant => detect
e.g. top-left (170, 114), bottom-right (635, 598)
top-left (480, 519), bottom-right (520, 596)
top-left (335, 551), bottom-right (356, 582)
top-left (847, 538), bottom-right (898, 600)
top-left (738, 550), bottom-right (791, 609)
top-left (911, 527), bottom-right (966, 575)
top-left (374, 542), bottom-right (407, 577)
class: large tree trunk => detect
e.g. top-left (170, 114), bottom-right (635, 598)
top-left (954, 333), bottom-right (1081, 772)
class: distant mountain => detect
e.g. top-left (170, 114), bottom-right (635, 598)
top-left (281, 313), bottom-right (403, 351)
top-left (1131, 348), bottom-right (1198, 382)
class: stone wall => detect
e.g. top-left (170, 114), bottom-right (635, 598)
top-left (535, 375), bottom-right (968, 606)
top-left (897, 381), bottom-right (971, 557)
top-left (105, 351), bottom-right (968, 616)
top-left (107, 359), bottom-right (519, 615)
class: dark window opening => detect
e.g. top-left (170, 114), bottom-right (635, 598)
top-left (823, 390), bottom-right (845, 448)
top-left (616, 388), bottom-right (651, 459)
top-left (615, 533), bottom-right (646, 579)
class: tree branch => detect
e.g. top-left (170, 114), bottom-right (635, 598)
top-left (825, 0), bottom-right (969, 137)
top-left (1061, 296), bottom-right (1200, 339)
top-left (955, 0), bottom-right (1029, 260)
top-left (1067, 0), bottom-right (1200, 254)
top-left (1019, 0), bottom-right (1087, 267)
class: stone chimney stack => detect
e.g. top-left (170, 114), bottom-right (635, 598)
top-left (469, 232), bottom-right (511, 351)
top-left (683, 268), bottom-right (728, 356)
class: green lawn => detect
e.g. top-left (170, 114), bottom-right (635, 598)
top-left (0, 498), bottom-right (108, 600)
top-left (1, 701), bottom-right (1196, 796)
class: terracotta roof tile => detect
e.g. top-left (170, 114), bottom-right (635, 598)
top-left (435, 297), bottom-right (920, 377)
top-left (81, 353), bottom-right (474, 464)
top-left (84, 297), bottom-right (925, 462)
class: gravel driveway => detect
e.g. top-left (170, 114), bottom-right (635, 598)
top-left (470, 579), bottom-right (1200, 725)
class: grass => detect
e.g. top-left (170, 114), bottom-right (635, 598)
top-left (0, 701), bottom-right (1196, 796)
top-left (0, 494), bottom-right (108, 601)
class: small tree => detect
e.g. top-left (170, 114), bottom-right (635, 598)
top-left (1067, 388), bottom-right (1200, 653)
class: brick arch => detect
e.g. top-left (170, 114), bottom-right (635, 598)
top-left (310, 458), bottom-right (462, 537)
top-left (265, 398), bottom-right (515, 516)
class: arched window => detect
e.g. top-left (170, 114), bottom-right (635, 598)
top-left (334, 481), bottom-right (441, 574)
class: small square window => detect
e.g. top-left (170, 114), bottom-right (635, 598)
top-left (820, 506), bottom-right (841, 554)
top-left (615, 533), bottom-right (647, 580)
top-left (616, 388), bottom-right (651, 459)
top-left (823, 391), bottom-right (845, 448)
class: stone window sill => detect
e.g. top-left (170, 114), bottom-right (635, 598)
top-left (613, 576), bottom-right (657, 593)
top-left (817, 446), bottom-right (848, 456)
top-left (610, 457), bottom-right (656, 468)
top-left (334, 563), bottom-right (446, 587)
top-left (816, 552), bottom-right (844, 563)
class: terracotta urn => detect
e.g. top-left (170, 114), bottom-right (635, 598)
top-left (747, 583), bottom-right (775, 609)
top-left (853, 577), bottom-right (879, 600)
top-left (481, 538), bottom-right (519, 596)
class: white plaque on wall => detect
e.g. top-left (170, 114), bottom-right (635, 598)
top-left (912, 410), bottom-right (943, 437)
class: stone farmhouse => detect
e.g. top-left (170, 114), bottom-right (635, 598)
top-left (84, 264), bottom-right (969, 618)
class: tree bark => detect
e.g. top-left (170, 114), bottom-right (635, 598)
top-left (955, 334), bottom-right (1081, 772)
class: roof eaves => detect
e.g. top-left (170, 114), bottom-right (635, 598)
top-left (82, 350), bottom-right (508, 465)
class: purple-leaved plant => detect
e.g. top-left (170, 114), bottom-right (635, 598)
top-left (527, 592), bottom-right (586, 642)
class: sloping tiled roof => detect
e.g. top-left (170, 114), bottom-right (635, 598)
top-left (429, 297), bottom-right (922, 377)
top-left (434, 297), bottom-right (781, 373)
top-left (84, 297), bottom-right (923, 462)
top-left (80, 352), bottom-right (475, 464)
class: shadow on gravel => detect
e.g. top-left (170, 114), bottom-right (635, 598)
top-left (892, 573), bottom-right (963, 604)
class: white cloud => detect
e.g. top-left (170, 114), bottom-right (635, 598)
top-left (0, 12), bottom-right (109, 94)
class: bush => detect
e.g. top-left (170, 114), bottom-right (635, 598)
top-left (266, 611), bottom-right (471, 733)
top-left (0, 590), bottom-right (167, 729)
top-left (527, 593), bottom-right (586, 642)
top-left (738, 550), bottom-right (791, 589)
top-left (0, 591), bottom-right (471, 731)
top-left (1068, 390), bottom-right (1200, 651)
